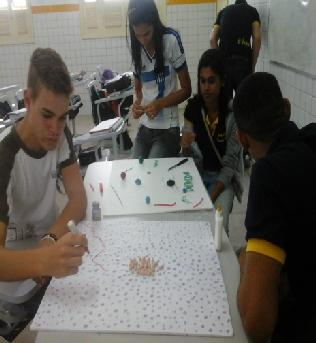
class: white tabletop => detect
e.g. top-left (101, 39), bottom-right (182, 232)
top-left (35, 213), bottom-right (247, 343)
top-left (84, 158), bottom-right (212, 217)
top-left (35, 159), bottom-right (248, 343)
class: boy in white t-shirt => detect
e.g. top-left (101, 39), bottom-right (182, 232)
top-left (0, 48), bottom-right (87, 282)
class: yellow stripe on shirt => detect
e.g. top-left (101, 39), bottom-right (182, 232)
top-left (246, 238), bottom-right (286, 264)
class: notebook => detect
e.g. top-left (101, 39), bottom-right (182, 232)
top-left (89, 117), bottom-right (122, 134)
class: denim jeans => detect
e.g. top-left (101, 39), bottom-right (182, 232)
top-left (202, 170), bottom-right (234, 234)
top-left (133, 125), bottom-right (180, 159)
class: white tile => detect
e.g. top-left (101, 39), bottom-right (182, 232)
top-left (313, 79), bottom-right (316, 97)
top-left (306, 94), bottom-right (312, 114)
top-left (312, 97), bottom-right (316, 116)
top-left (306, 75), bottom-right (313, 95)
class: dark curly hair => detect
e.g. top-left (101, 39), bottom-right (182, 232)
top-left (233, 72), bottom-right (289, 143)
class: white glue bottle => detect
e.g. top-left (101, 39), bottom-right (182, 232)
top-left (214, 205), bottom-right (223, 252)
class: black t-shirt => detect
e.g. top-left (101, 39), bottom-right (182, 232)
top-left (215, 4), bottom-right (260, 60)
top-left (246, 121), bottom-right (316, 308)
top-left (184, 96), bottom-right (227, 172)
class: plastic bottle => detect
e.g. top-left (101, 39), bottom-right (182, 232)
top-left (92, 201), bottom-right (101, 221)
top-left (214, 205), bottom-right (223, 252)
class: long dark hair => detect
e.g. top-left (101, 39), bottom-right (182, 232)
top-left (127, 0), bottom-right (166, 77)
top-left (197, 49), bottom-right (230, 117)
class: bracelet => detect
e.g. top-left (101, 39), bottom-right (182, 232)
top-left (41, 233), bottom-right (58, 243)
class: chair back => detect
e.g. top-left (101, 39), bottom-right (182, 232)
top-left (87, 80), bottom-right (102, 125)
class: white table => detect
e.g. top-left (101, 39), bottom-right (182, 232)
top-left (35, 214), bottom-right (247, 343)
top-left (84, 158), bottom-right (212, 217)
top-left (0, 85), bottom-right (18, 93)
top-left (73, 118), bottom-right (125, 160)
top-left (35, 159), bottom-right (248, 343)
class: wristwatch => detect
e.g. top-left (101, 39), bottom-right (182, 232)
top-left (41, 233), bottom-right (58, 243)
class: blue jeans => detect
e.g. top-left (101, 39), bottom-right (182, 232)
top-left (133, 125), bottom-right (180, 159)
top-left (202, 170), bottom-right (234, 234)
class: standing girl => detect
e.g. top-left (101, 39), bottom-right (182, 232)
top-left (128, 0), bottom-right (191, 158)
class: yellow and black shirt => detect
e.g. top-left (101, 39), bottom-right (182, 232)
top-left (245, 121), bottom-right (316, 307)
top-left (184, 96), bottom-right (227, 172)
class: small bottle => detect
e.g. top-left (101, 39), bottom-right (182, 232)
top-left (214, 205), bottom-right (223, 252)
top-left (92, 201), bottom-right (101, 221)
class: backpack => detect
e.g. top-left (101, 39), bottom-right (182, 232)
top-left (0, 101), bottom-right (12, 119)
top-left (300, 123), bottom-right (316, 153)
top-left (103, 74), bottom-right (132, 94)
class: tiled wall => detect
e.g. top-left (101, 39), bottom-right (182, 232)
top-left (0, 1), bottom-right (215, 115)
top-left (2, 1), bottom-right (315, 125)
top-left (228, 0), bottom-right (316, 127)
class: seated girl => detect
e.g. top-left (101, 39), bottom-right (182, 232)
top-left (181, 49), bottom-right (243, 233)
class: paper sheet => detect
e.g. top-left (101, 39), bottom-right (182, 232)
top-left (32, 220), bottom-right (233, 337)
top-left (84, 158), bottom-right (213, 217)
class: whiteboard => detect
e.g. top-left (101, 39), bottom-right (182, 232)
top-left (31, 220), bottom-right (233, 337)
top-left (268, 0), bottom-right (316, 76)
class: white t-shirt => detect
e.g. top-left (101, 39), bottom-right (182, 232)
top-left (0, 124), bottom-right (76, 242)
top-left (135, 28), bottom-right (187, 130)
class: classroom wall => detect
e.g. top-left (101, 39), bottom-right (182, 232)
top-left (0, 0), bottom-right (215, 116)
top-left (228, 0), bottom-right (316, 127)
top-left (1, 0), bottom-right (315, 125)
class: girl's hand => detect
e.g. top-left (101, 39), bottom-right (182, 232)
top-left (144, 99), bottom-right (163, 120)
top-left (132, 100), bottom-right (144, 119)
top-left (180, 131), bottom-right (196, 148)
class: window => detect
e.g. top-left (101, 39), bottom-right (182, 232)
top-left (11, 0), bottom-right (27, 10)
top-left (0, 0), bottom-right (33, 45)
top-left (0, 0), bottom-right (9, 10)
top-left (79, 0), bottom-right (166, 39)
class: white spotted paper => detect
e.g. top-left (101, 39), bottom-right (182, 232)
top-left (31, 220), bottom-right (233, 337)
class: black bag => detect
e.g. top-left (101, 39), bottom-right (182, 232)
top-left (0, 101), bottom-right (11, 119)
top-left (117, 131), bottom-right (133, 150)
top-left (103, 74), bottom-right (131, 94)
top-left (78, 147), bottom-right (102, 166)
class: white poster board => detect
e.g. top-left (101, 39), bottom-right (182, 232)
top-left (31, 220), bottom-right (233, 337)
top-left (269, 0), bottom-right (316, 76)
top-left (84, 158), bottom-right (213, 218)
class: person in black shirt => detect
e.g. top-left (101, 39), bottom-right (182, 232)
top-left (210, 0), bottom-right (261, 99)
top-left (234, 72), bottom-right (316, 342)
top-left (180, 49), bottom-right (243, 233)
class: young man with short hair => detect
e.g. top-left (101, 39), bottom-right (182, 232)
top-left (234, 72), bottom-right (316, 342)
top-left (0, 48), bottom-right (87, 281)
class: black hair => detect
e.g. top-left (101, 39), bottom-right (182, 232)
top-left (127, 0), bottom-right (166, 77)
top-left (197, 49), bottom-right (229, 117)
top-left (233, 72), bottom-right (289, 143)
top-left (235, 0), bottom-right (247, 4)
